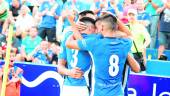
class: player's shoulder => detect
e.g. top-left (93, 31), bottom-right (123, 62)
top-left (92, 33), bottom-right (103, 38)
top-left (118, 38), bottom-right (132, 44)
top-left (119, 37), bottom-right (132, 41)
top-left (78, 35), bottom-right (99, 50)
top-left (81, 33), bottom-right (100, 39)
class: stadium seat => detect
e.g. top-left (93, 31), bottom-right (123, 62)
top-left (146, 60), bottom-right (170, 76)
top-left (146, 48), bottom-right (170, 61)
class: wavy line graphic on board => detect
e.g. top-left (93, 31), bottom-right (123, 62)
top-left (21, 71), bottom-right (63, 90)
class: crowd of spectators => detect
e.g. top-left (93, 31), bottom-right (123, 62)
top-left (0, 0), bottom-right (170, 65)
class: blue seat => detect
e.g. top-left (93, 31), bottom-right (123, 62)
top-left (146, 48), bottom-right (170, 60)
top-left (146, 48), bottom-right (158, 60)
top-left (146, 60), bottom-right (170, 76)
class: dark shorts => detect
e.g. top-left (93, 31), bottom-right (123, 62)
top-left (38, 27), bottom-right (56, 42)
top-left (159, 32), bottom-right (170, 48)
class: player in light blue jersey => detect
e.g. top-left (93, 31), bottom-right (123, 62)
top-left (95, 12), bottom-right (140, 96)
top-left (58, 11), bottom-right (97, 96)
top-left (66, 14), bottom-right (135, 96)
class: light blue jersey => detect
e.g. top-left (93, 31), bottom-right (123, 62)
top-left (59, 32), bottom-right (94, 86)
top-left (77, 37), bottom-right (132, 96)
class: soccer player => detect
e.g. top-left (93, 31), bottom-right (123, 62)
top-left (58, 16), bottom-right (96, 96)
top-left (66, 14), bottom-right (133, 96)
top-left (74, 12), bottom-right (140, 96)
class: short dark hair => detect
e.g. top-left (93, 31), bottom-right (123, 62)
top-left (95, 17), bottom-right (102, 23)
top-left (79, 17), bottom-right (96, 25)
top-left (79, 10), bottom-right (94, 17)
top-left (100, 14), bottom-right (118, 30)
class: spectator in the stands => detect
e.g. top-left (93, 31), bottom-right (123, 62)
top-left (50, 41), bottom-right (60, 65)
top-left (17, 26), bottom-right (42, 62)
top-left (127, 9), bottom-right (151, 68)
top-left (0, 0), bottom-right (9, 33)
top-left (107, 0), bottom-right (123, 18)
top-left (1, 11), bottom-right (20, 56)
top-left (121, 0), bottom-right (138, 24)
top-left (136, 0), bottom-right (151, 27)
top-left (32, 40), bottom-right (53, 64)
top-left (157, 0), bottom-right (170, 60)
top-left (38, 0), bottom-right (59, 43)
top-left (15, 5), bottom-right (35, 39)
top-left (90, 0), bottom-right (108, 16)
top-left (2, 11), bottom-right (15, 35)
top-left (0, 34), bottom-right (20, 59)
top-left (9, 0), bottom-right (21, 20)
top-left (144, 0), bottom-right (163, 48)
top-left (0, 48), bottom-right (23, 96)
top-left (123, 0), bottom-right (138, 16)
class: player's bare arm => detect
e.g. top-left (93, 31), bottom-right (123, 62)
top-left (127, 53), bottom-right (141, 73)
top-left (58, 59), bottom-right (83, 79)
top-left (66, 34), bottom-right (80, 50)
top-left (117, 19), bottom-right (133, 39)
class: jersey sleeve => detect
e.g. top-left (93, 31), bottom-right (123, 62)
top-left (77, 38), bottom-right (96, 51)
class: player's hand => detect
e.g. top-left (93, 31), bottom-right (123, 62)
top-left (156, 8), bottom-right (163, 14)
top-left (114, 31), bottom-right (127, 38)
top-left (68, 67), bottom-right (83, 79)
top-left (75, 22), bottom-right (87, 32)
top-left (27, 54), bottom-right (33, 60)
top-left (11, 76), bottom-right (20, 83)
top-left (32, 58), bottom-right (39, 63)
top-left (148, 0), bottom-right (152, 2)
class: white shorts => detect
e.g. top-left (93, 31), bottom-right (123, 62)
top-left (61, 85), bottom-right (89, 96)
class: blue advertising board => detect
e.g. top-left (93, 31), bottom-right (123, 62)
top-left (16, 62), bottom-right (63, 96)
top-left (1, 60), bottom-right (170, 96)
top-left (128, 73), bottom-right (170, 96)
top-left (0, 61), bottom-right (63, 96)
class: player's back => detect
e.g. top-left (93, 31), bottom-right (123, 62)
top-left (60, 32), bottom-right (92, 86)
top-left (75, 33), bottom-right (103, 72)
top-left (72, 33), bottom-right (93, 72)
top-left (90, 37), bottom-right (132, 96)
